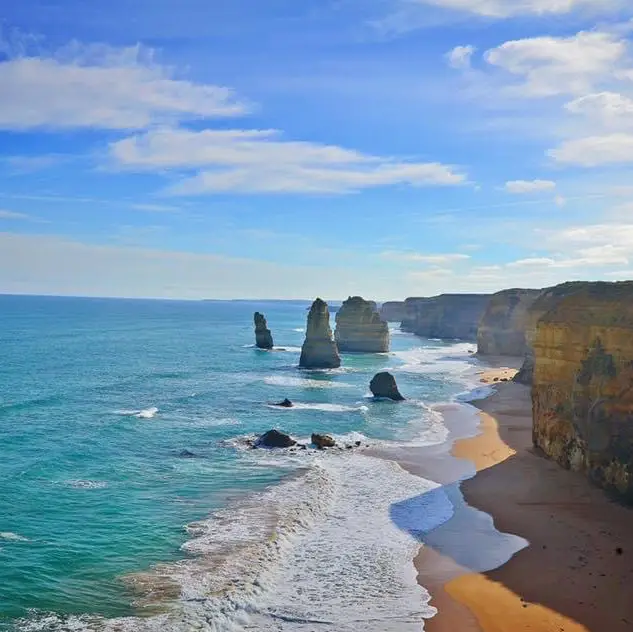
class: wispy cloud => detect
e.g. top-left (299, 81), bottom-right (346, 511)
top-left (505, 179), bottom-right (556, 194)
top-left (0, 209), bottom-right (33, 220)
top-left (382, 251), bottom-right (471, 264)
top-left (110, 127), bottom-right (466, 195)
top-left (0, 42), bottom-right (248, 131)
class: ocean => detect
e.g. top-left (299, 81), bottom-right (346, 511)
top-left (0, 295), bottom-right (489, 631)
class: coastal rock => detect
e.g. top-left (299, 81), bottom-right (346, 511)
top-left (477, 288), bottom-right (542, 357)
top-left (514, 282), bottom-right (588, 384)
top-left (370, 372), bottom-right (405, 401)
top-left (254, 312), bottom-right (274, 349)
top-left (379, 301), bottom-right (406, 323)
top-left (531, 281), bottom-right (633, 502)
top-left (311, 433), bottom-right (336, 449)
top-left (273, 398), bottom-right (294, 408)
top-left (255, 429), bottom-right (297, 448)
top-left (334, 296), bottom-right (389, 353)
top-left (299, 299), bottom-right (341, 369)
top-left (401, 294), bottom-right (490, 341)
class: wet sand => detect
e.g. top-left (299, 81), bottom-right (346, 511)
top-left (419, 366), bottom-right (633, 632)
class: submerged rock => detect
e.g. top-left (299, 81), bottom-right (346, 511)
top-left (334, 296), bottom-right (389, 353)
top-left (254, 312), bottom-right (274, 349)
top-left (178, 449), bottom-right (197, 458)
top-left (273, 398), bottom-right (294, 408)
top-left (299, 298), bottom-right (341, 369)
top-left (311, 433), bottom-right (336, 449)
top-left (254, 429), bottom-right (296, 448)
top-left (370, 372), bottom-right (405, 401)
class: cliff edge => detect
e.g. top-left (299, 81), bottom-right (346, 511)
top-left (477, 288), bottom-right (542, 357)
top-left (401, 294), bottom-right (490, 341)
top-left (532, 281), bottom-right (633, 501)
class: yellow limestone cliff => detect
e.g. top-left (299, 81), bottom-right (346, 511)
top-left (532, 281), bottom-right (633, 501)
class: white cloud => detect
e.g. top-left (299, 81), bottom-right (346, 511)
top-left (484, 31), bottom-right (627, 97)
top-left (548, 133), bottom-right (633, 165)
top-left (110, 128), bottom-right (466, 194)
top-left (411, 0), bottom-right (620, 17)
top-left (554, 195), bottom-right (567, 207)
top-left (382, 251), bottom-right (471, 264)
top-left (565, 91), bottom-right (633, 123)
top-left (505, 179), bottom-right (556, 194)
top-left (0, 210), bottom-right (32, 220)
top-left (0, 43), bottom-right (247, 130)
top-left (446, 45), bottom-right (476, 69)
top-left (129, 203), bottom-right (182, 213)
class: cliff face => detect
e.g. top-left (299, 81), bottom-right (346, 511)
top-left (334, 296), bottom-right (389, 353)
top-left (254, 312), bottom-right (274, 349)
top-left (514, 282), bottom-right (588, 384)
top-left (532, 281), bottom-right (633, 501)
top-left (477, 289), bottom-right (542, 357)
top-left (379, 301), bottom-right (406, 323)
top-left (401, 294), bottom-right (491, 341)
top-left (299, 298), bottom-right (341, 369)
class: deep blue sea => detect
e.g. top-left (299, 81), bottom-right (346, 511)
top-left (0, 296), bottom-right (486, 632)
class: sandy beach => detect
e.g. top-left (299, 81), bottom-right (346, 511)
top-left (417, 363), bottom-right (633, 632)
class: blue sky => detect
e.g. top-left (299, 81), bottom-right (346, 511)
top-left (2, 0), bottom-right (633, 300)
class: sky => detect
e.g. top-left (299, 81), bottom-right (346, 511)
top-left (2, 0), bottom-right (633, 300)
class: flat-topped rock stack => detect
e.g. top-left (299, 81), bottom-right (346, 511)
top-left (334, 296), bottom-right (389, 353)
top-left (299, 298), bottom-right (341, 369)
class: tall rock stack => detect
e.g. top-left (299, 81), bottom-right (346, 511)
top-left (299, 299), bottom-right (341, 369)
top-left (254, 312), bottom-right (274, 349)
top-left (334, 296), bottom-right (390, 353)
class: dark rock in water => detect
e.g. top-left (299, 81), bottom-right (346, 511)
top-left (254, 429), bottom-right (296, 448)
top-left (311, 433), bottom-right (336, 449)
top-left (272, 398), bottom-right (294, 408)
top-left (346, 445), bottom-right (353, 449)
top-left (355, 440), bottom-right (362, 447)
top-left (370, 372), bottom-right (405, 401)
top-left (299, 444), bottom-right (307, 450)
top-left (178, 449), bottom-right (197, 458)
top-left (299, 298), bottom-right (341, 369)
top-left (254, 312), bottom-right (274, 349)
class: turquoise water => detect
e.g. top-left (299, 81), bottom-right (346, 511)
top-left (0, 296), bottom-right (481, 631)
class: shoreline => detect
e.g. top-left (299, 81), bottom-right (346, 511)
top-left (415, 359), bottom-right (633, 632)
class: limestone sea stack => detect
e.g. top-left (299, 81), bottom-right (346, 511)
top-left (370, 372), bottom-right (405, 401)
top-left (254, 312), bottom-right (274, 349)
top-left (531, 281), bottom-right (633, 501)
top-left (299, 298), bottom-right (341, 369)
top-left (334, 296), bottom-right (389, 353)
top-left (379, 301), bottom-right (406, 323)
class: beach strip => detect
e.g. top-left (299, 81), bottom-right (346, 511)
top-left (421, 368), bottom-right (633, 632)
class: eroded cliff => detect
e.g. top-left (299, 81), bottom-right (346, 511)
top-left (379, 301), bottom-right (406, 323)
top-left (532, 281), bottom-right (633, 501)
top-left (401, 294), bottom-right (491, 341)
top-left (335, 296), bottom-right (389, 353)
top-left (477, 289), bottom-right (542, 357)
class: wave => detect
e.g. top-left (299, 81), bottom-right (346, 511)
top-left (263, 376), bottom-right (352, 389)
top-left (0, 532), bottom-right (29, 542)
top-left (63, 480), bottom-right (109, 490)
top-left (115, 406), bottom-right (159, 419)
top-left (18, 455), bottom-right (442, 631)
top-left (266, 402), bottom-right (369, 413)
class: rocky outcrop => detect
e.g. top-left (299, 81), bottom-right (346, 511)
top-left (299, 299), bottom-right (341, 369)
top-left (370, 372), bottom-right (405, 400)
top-left (379, 301), bottom-right (406, 323)
top-left (254, 312), bottom-right (274, 349)
top-left (514, 282), bottom-right (588, 384)
top-left (401, 294), bottom-right (491, 341)
top-left (255, 429), bottom-right (296, 448)
top-left (477, 289), bottom-right (542, 357)
top-left (272, 398), bottom-right (294, 408)
top-left (532, 281), bottom-right (633, 501)
top-left (311, 433), bottom-right (336, 449)
top-left (334, 296), bottom-right (389, 353)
